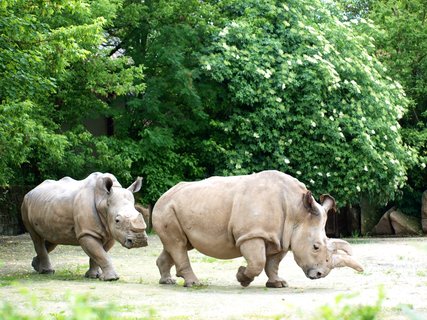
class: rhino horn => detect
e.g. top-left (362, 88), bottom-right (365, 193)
top-left (329, 238), bottom-right (353, 255)
top-left (130, 215), bottom-right (146, 233)
top-left (332, 253), bottom-right (364, 272)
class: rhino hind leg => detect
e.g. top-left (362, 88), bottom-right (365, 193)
top-left (237, 238), bottom-right (267, 287)
top-left (265, 252), bottom-right (288, 288)
top-left (29, 236), bottom-right (55, 274)
top-left (165, 245), bottom-right (199, 287)
top-left (156, 249), bottom-right (176, 285)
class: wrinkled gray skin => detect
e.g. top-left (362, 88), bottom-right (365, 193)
top-left (21, 172), bottom-right (148, 281)
top-left (153, 170), bottom-right (363, 288)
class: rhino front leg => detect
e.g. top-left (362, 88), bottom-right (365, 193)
top-left (85, 239), bottom-right (115, 279)
top-left (265, 252), bottom-right (288, 288)
top-left (237, 238), bottom-right (266, 287)
top-left (85, 258), bottom-right (101, 279)
top-left (79, 236), bottom-right (119, 281)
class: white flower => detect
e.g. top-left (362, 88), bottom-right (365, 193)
top-left (276, 97), bottom-right (282, 103)
top-left (310, 121), bottom-right (317, 128)
top-left (364, 166), bottom-right (368, 172)
top-left (310, 179), bottom-right (315, 185)
top-left (205, 64), bottom-right (211, 71)
top-left (219, 27), bottom-right (229, 37)
top-left (296, 171), bottom-right (302, 175)
top-left (284, 158), bottom-right (290, 164)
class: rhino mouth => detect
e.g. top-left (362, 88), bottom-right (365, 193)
top-left (305, 267), bottom-right (330, 280)
top-left (123, 233), bottom-right (148, 249)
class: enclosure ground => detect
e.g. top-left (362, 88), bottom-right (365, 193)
top-left (1, 233), bottom-right (426, 319)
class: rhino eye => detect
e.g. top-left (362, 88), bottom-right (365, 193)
top-left (313, 244), bottom-right (320, 251)
top-left (115, 216), bottom-right (121, 224)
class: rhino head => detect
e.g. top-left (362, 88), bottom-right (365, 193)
top-left (96, 175), bottom-right (148, 249)
top-left (291, 192), bottom-right (363, 279)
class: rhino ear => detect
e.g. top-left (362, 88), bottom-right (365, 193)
top-left (302, 191), bottom-right (319, 215)
top-left (320, 194), bottom-right (336, 214)
top-left (128, 177), bottom-right (143, 193)
top-left (101, 177), bottom-right (114, 194)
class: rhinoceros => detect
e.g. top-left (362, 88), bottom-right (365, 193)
top-left (21, 172), bottom-right (148, 281)
top-left (152, 170), bottom-right (363, 287)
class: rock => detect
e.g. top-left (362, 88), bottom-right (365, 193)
top-left (372, 207), bottom-right (395, 235)
top-left (390, 210), bottom-right (423, 236)
top-left (135, 204), bottom-right (150, 227)
top-left (422, 191), bottom-right (427, 234)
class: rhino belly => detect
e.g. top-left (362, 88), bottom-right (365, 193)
top-left (184, 231), bottom-right (241, 259)
top-left (28, 207), bottom-right (79, 245)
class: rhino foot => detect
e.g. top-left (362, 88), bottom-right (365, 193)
top-left (159, 277), bottom-right (176, 285)
top-left (40, 268), bottom-right (55, 275)
top-left (236, 266), bottom-right (254, 287)
top-left (31, 257), bottom-right (40, 272)
top-left (266, 279), bottom-right (288, 288)
top-left (184, 280), bottom-right (201, 288)
top-left (99, 270), bottom-right (119, 281)
top-left (32, 257), bottom-right (54, 274)
top-left (85, 269), bottom-right (101, 279)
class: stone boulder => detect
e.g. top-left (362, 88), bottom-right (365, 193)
top-left (135, 204), bottom-right (150, 228)
top-left (422, 190), bottom-right (427, 234)
top-left (372, 208), bottom-right (422, 236)
top-left (371, 207), bottom-right (394, 235)
top-left (390, 210), bottom-right (422, 235)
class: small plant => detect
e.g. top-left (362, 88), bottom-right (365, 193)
top-left (0, 291), bottom-right (157, 320)
top-left (314, 287), bottom-right (384, 320)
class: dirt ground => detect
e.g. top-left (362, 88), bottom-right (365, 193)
top-left (1, 233), bottom-right (427, 319)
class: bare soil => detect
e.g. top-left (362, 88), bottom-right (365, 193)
top-left (1, 233), bottom-right (427, 319)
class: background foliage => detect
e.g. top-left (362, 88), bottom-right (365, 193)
top-left (0, 0), bottom-right (425, 217)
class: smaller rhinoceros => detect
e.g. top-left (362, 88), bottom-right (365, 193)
top-left (152, 170), bottom-right (363, 287)
top-left (21, 172), bottom-right (148, 281)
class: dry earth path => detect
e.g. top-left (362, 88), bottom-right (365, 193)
top-left (0, 233), bottom-right (426, 319)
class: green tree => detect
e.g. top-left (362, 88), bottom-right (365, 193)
top-left (200, 0), bottom-right (417, 205)
top-left (368, 0), bottom-right (427, 215)
top-left (340, 0), bottom-right (427, 215)
top-left (0, 0), bottom-right (144, 186)
top-left (108, 0), bottom-right (217, 202)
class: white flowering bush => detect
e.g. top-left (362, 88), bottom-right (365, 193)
top-left (201, 0), bottom-right (418, 205)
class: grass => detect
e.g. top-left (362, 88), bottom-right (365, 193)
top-left (0, 290), bottom-right (158, 320)
top-left (1, 283), bottom-right (426, 320)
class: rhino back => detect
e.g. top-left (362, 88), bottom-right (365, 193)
top-left (23, 177), bottom-right (89, 245)
top-left (154, 170), bottom-right (307, 258)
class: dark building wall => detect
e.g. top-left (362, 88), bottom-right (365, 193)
top-left (0, 186), bottom-right (29, 235)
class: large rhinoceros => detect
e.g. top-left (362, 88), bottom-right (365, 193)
top-left (21, 172), bottom-right (148, 281)
top-left (152, 170), bottom-right (363, 287)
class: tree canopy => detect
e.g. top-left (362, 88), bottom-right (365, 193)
top-left (0, 0), bottom-right (424, 212)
